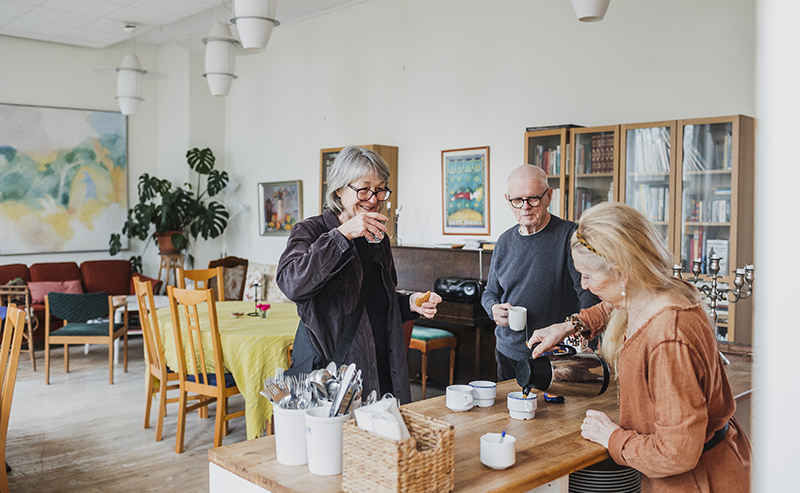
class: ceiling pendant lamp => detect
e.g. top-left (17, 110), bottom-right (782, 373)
top-left (204, 22), bottom-right (238, 96)
top-left (95, 25), bottom-right (166, 115)
top-left (231, 0), bottom-right (280, 51)
top-left (116, 53), bottom-right (144, 115)
top-left (571, 0), bottom-right (611, 22)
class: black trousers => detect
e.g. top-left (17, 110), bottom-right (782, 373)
top-left (496, 349), bottom-right (520, 382)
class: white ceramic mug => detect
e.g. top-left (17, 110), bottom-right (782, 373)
top-left (480, 433), bottom-right (516, 470)
top-left (445, 384), bottom-right (474, 412)
top-left (305, 407), bottom-right (352, 476)
top-left (508, 306), bottom-right (527, 332)
top-left (507, 391), bottom-right (537, 420)
top-left (469, 380), bottom-right (497, 407)
top-left (274, 406), bottom-right (309, 465)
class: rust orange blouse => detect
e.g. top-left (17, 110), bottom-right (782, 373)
top-left (579, 302), bottom-right (751, 492)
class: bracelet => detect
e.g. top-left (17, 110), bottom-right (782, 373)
top-left (566, 314), bottom-right (592, 339)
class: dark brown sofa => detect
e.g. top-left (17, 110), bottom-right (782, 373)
top-left (0, 260), bottom-right (162, 342)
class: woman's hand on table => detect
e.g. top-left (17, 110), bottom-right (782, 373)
top-left (581, 409), bottom-right (620, 449)
top-left (528, 321), bottom-right (575, 359)
top-left (410, 291), bottom-right (442, 319)
top-left (337, 212), bottom-right (389, 240)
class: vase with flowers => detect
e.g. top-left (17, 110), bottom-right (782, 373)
top-left (256, 303), bottom-right (271, 318)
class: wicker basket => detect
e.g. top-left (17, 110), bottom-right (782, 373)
top-left (342, 408), bottom-right (455, 493)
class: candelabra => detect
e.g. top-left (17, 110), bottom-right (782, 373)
top-left (672, 255), bottom-right (755, 338)
top-left (247, 282), bottom-right (261, 317)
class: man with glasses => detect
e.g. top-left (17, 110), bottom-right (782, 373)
top-left (481, 165), bottom-right (599, 381)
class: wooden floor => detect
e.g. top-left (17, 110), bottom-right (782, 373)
top-left (5, 338), bottom-right (444, 492)
top-left (6, 338), bottom-right (246, 493)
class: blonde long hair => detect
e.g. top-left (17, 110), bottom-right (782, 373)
top-left (571, 202), bottom-right (702, 366)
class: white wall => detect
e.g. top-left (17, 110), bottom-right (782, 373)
top-left (217, 0), bottom-right (755, 266)
top-left (1, 0), bottom-right (757, 272)
top-left (0, 34), bottom-right (160, 272)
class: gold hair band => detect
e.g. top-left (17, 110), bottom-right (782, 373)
top-left (576, 231), bottom-right (603, 258)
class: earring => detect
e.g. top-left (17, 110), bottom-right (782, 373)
top-left (621, 284), bottom-right (626, 297)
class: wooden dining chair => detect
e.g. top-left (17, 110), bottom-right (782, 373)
top-left (208, 256), bottom-right (249, 301)
top-left (177, 267), bottom-right (225, 302)
top-left (135, 278), bottom-right (204, 441)
top-left (44, 292), bottom-right (128, 385)
top-left (167, 286), bottom-right (245, 453)
top-left (0, 306), bottom-right (26, 493)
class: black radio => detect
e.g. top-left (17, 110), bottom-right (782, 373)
top-left (433, 277), bottom-right (484, 304)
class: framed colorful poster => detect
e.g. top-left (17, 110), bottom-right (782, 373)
top-left (258, 180), bottom-right (303, 236)
top-left (441, 146), bottom-right (490, 235)
top-left (0, 103), bottom-right (128, 254)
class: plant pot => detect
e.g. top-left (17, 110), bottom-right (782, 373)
top-left (155, 231), bottom-right (184, 254)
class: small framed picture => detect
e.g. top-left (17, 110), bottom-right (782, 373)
top-left (258, 181), bottom-right (303, 236)
top-left (441, 146), bottom-right (490, 235)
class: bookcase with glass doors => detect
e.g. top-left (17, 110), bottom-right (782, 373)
top-left (674, 115), bottom-right (755, 344)
top-left (523, 128), bottom-right (571, 218)
top-left (617, 116), bottom-right (754, 343)
top-left (319, 145), bottom-right (399, 245)
top-left (526, 115), bottom-right (755, 343)
top-left (569, 126), bottom-right (620, 222)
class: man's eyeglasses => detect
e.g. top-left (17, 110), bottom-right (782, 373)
top-left (507, 188), bottom-right (550, 209)
top-left (347, 184), bottom-right (392, 202)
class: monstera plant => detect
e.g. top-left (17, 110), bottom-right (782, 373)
top-left (109, 148), bottom-right (229, 272)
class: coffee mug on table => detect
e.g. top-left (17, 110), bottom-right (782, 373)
top-left (445, 384), bottom-right (474, 412)
top-left (480, 433), bottom-right (516, 470)
top-left (507, 391), bottom-right (537, 420)
top-left (469, 380), bottom-right (497, 407)
top-left (508, 306), bottom-right (527, 332)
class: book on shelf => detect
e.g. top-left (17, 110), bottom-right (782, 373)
top-left (705, 239), bottom-right (730, 276)
top-left (463, 239), bottom-right (490, 251)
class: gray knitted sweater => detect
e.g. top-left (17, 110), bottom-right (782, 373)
top-left (481, 215), bottom-right (600, 361)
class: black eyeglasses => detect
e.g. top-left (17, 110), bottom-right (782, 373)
top-left (347, 183), bottom-right (392, 202)
top-left (508, 188), bottom-right (550, 209)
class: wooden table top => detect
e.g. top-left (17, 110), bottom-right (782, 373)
top-left (209, 360), bottom-right (752, 493)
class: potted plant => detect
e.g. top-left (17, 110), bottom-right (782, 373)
top-left (109, 148), bottom-right (230, 272)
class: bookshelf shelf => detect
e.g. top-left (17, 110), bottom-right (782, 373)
top-left (319, 145), bottom-right (399, 244)
top-left (683, 222), bottom-right (730, 227)
top-left (683, 169), bottom-right (732, 176)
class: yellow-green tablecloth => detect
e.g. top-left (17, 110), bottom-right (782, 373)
top-left (156, 301), bottom-right (299, 440)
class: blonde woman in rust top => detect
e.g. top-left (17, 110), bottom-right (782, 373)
top-left (527, 202), bottom-right (750, 493)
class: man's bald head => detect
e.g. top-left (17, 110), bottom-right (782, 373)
top-left (507, 165), bottom-right (549, 194)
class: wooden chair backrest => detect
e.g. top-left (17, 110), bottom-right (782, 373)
top-left (208, 256), bottom-right (249, 301)
top-left (1, 306), bottom-right (26, 448)
top-left (134, 278), bottom-right (168, 375)
top-left (177, 267), bottom-right (224, 302)
top-left (167, 286), bottom-right (225, 392)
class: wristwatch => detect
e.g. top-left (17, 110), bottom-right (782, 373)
top-left (566, 314), bottom-right (592, 339)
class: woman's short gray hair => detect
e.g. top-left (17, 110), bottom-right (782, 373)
top-left (325, 146), bottom-right (391, 214)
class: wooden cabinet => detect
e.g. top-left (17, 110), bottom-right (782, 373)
top-left (526, 115), bottom-right (755, 344)
top-left (619, 121), bottom-right (678, 246)
top-left (675, 115), bottom-right (755, 343)
top-left (319, 145), bottom-right (399, 244)
top-left (524, 128), bottom-right (571, 218)
top-left (569, 125), bottom-right (620, 221)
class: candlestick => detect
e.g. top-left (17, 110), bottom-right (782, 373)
top-left (673, 254), bottom-right (755, 340)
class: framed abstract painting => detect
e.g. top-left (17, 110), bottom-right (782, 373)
top-left (258, 180), bottom-right (303, 236)
top-left (441, 146), bottom-right (490, 235)
top-left (0, 103), bottom-right (128, 254)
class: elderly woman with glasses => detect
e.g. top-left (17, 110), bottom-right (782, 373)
top-left (277, 146), bottom-right (440, 403)
top-left (527, 202), bottom-right (751, 492)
